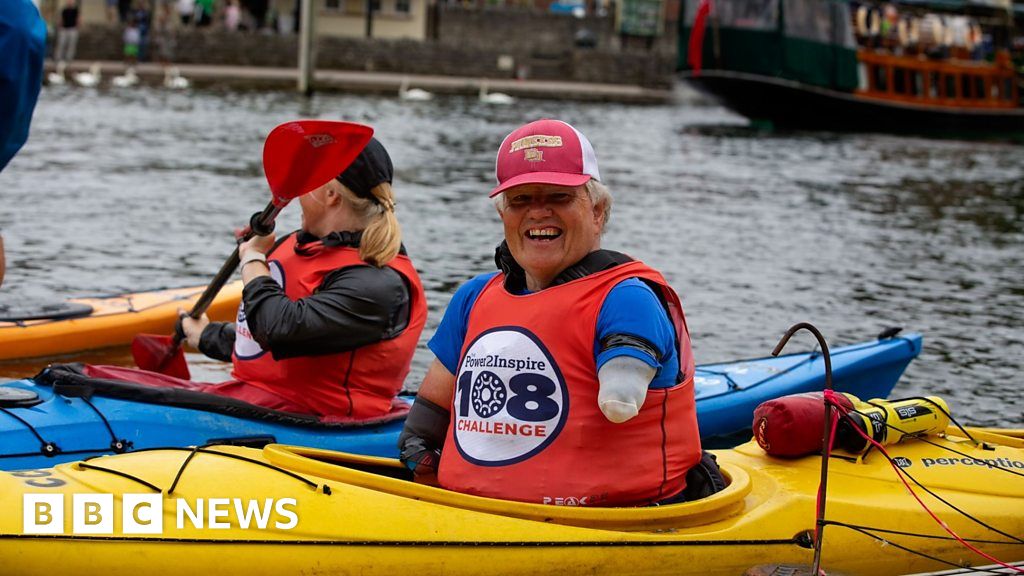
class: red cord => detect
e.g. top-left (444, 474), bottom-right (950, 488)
top-left (821, 390), bottom-right (1024, 574)
top-left (815, 404), bottom-right (841, 525)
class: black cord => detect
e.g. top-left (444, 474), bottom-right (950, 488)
top-left (76, 462), bottom-right (161, 492)
top-left (78, 393), bottom-right (119, 444)
top-left (837, 524), bottom-right (1020, 575)
top-left (822, 521), bottom-right (1023, 546)
top-left (160, 445), bottom-right (322, 494)
top-left (832, 407), bottom-right (1024, 544)
top-left (167, 446), bottom-right (200, 495)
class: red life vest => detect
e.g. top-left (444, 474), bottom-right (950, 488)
top-left (437, 261), bottom-right (701, 506)
top-left (231, 233), bottom-right (426, 420)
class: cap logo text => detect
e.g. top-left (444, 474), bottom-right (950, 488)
top-left (524, 149), bottom-right (544, 162)
top-left (305, 133), bottom-right (336, 148)
top-left (509, 135), bottom-right (563, 152)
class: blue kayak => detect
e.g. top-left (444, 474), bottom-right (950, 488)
top-left (0, 331), bottom-right (921, 471)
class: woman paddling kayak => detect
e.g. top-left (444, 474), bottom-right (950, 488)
top-left (91, 137), bottom-right (427, 421)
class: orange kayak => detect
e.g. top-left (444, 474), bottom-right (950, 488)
top-left (0, 282), bottom-right (242, 361)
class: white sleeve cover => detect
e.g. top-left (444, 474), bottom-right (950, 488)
top-left (597, 356), bottom-right (656, 423)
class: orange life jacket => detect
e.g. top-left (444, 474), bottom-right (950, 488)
top-left (231, 233), bottom-right (426, 420)
top-left (437, 261), bottom-right (701, 506)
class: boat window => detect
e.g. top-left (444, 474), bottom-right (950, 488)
top-left (945, 75), bottom-right (956, 99)
top-left (961, 75), bottom-right (972, 99)
top-left (894, 68), bottom-right (907, 94)
top-left (687, 0), bottom-right (777, 30)
top-left (873, 65), bottom-right (888, 92)
top-left (784, 0), bottom-right (854, 46)
top-left (910, 71), bottom-right (922, 97)
top-left (1004, 79), bottom-right (1014, 101)
top-left (974, 77), bottom-right (985, 101)
top-left (928, 72), bottom-right (940, 98)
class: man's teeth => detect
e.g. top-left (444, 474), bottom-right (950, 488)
top-left (527, 229), bottom-right (561, 239)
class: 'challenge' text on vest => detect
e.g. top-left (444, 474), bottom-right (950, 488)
top-left (456, 419), bottom-right (548, 437)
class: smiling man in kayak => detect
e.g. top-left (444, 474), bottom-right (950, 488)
top-left (399, 119), bottom-right (721, 506)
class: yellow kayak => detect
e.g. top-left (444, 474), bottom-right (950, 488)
top-left (0, 282), bottom-right (242, 361)
top-left (2, 427), bottom-right (1021, 575)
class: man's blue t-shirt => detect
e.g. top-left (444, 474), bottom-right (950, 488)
top-left (428, 272), bottom-right (680, 389)
top-left (0, 0), bottom-right (46, 171)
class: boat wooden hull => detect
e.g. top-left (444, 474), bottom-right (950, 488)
top-left (685, 70), bottom-right (1024, 138)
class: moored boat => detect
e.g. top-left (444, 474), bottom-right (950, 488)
top-left (0, 282), bottom-right (243, 362)
top-left (679, 0), bottom-right (1024, 137)
top-left (1, 425), bottom-right (1020, 575)
top-left (0, 331), bottom-right (921, 470)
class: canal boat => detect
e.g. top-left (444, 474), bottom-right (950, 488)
top-left (1, 424), bottom-right (1020, 575)
top-left (679, 0), bottom-right (1024, 136)
top-left (0, 331), bottom-right (921, 470)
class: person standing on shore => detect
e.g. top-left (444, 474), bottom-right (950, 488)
top-left (176, 0), bottom-right (194, 25)
top-left (123, 17), bottom-right (140, 65)
top-left (54, 0), bottom-right (79, 64)
top-left (224, 0), bottom-right (240, 30)
top-left (0, 0), bottom-right (46, 288)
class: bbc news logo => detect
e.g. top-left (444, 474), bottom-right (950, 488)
top-left (23, 494), bottom-right (298, 535)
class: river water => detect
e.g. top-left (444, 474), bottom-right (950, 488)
top-left (1, 84), bottom-right (1022, 427)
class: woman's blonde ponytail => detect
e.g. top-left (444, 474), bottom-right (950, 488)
top-left (357, 182), bottom-right (401, 267)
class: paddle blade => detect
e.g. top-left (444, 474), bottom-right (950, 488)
top-left (131, 334), bottom-right (191, 380)
top-left (263, 120), bottom-right (375, 207)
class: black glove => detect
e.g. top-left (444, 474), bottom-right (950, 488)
top-left (398, 396), bottom-right (450, 473)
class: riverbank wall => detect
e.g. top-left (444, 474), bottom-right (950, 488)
top-left (54, 6), bottom-right (677, 89)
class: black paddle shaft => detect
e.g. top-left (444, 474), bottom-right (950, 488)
top-left (172, 201), bottom-right (284, 345)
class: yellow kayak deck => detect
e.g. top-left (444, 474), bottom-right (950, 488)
top-left (1, 428), bottom-right (1021, 576)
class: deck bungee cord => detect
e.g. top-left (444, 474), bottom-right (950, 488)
top-left (821, 388), bottom-right (1024, 574)
top-left (0, 393), bottom-right (129, 460)
top-left (827, 524), bottom-right (1017, 576)
top-left (69, 445), bottom-right (331, 496)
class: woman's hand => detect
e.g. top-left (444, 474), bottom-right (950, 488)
top-left (178, 308), bottom-right (210, 350)
top-left (238, 232), bottom-right (276, 261)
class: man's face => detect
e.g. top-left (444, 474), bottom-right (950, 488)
top-left (499, 183), bottom-right (603, 290)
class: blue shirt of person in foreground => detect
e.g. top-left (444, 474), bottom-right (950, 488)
top-left (0, 0), bottom-right (46, 287)
top-left (0, 0), bottom-right (46, 171)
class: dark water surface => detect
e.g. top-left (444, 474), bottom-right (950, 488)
top-left (2, 84), bottom-right (1022, 427)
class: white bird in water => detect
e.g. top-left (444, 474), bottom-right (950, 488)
top-left (479, 81), bottom-right (515, 105)
top-left (73, 62), bottom-right (102, 88)
top-left (398, 77), bottom-right (433, 101)
top-left (111, 67), bottom-right (139, 88)
top-left (47, 61), bottom-right (67, 85)
top-left (164, 67), bottom-right (190, 90)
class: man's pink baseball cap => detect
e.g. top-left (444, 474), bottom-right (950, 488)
top-left (490, 119), bottom-right (601, 198)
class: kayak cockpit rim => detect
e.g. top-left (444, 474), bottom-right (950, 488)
top-left (261, 444), bottom-right (753, 531)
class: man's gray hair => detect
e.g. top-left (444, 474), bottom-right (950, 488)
top-left (586, 179), bottom-right (612, 229)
